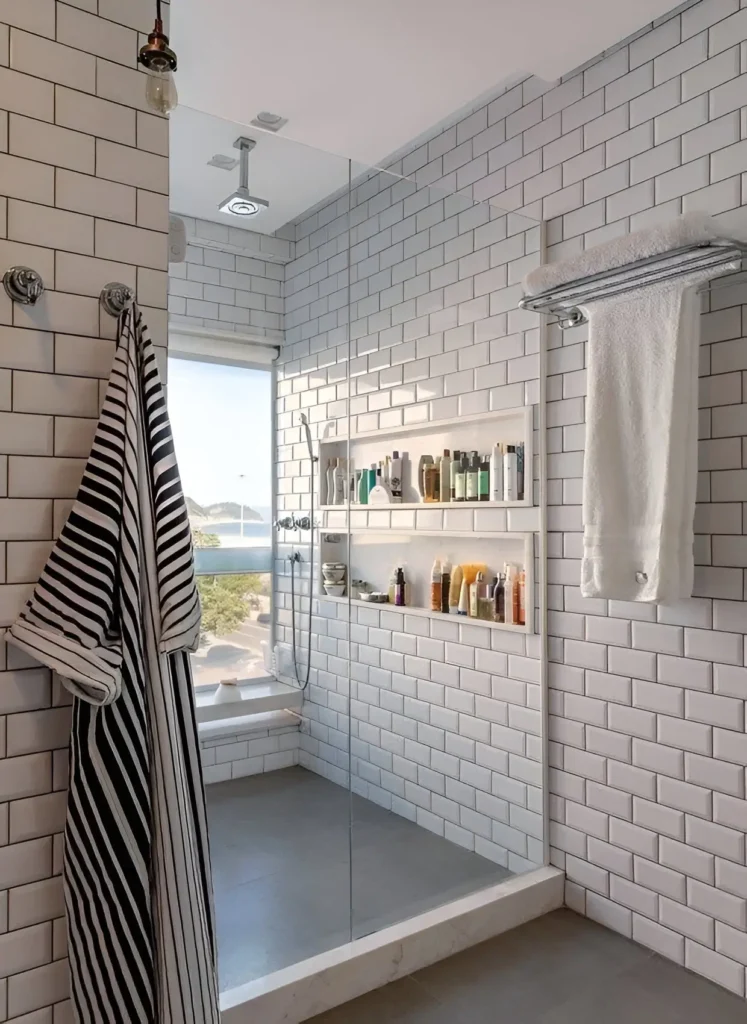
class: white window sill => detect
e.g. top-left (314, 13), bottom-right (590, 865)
top-left (198, 708), bottom-right (301, 741)
top-left (195, 678), bottom-right (303, 726)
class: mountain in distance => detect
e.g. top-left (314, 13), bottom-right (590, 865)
top-left (186, 497), bottom-right (263, 522)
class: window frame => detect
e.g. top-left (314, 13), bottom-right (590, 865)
top-left (167, 327), bottom-right (278, 690)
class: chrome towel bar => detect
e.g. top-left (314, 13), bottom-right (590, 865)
top-left (519, 240), bottom-right (747, 329)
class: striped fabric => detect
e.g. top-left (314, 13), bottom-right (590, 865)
top-left (10, 308), bottom-right (220, 1024)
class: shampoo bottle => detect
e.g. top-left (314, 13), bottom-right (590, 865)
top-left (518, 569), bottom-right (526, 626)
top-left (491, 444), bottom-right (503, 502)
top-left (430, 558), bottom-right (442, 612)
top-left (503, 446), bottom-right (518, 502)
top-left (479, 455), bottom-right (490, 502)
top-left (439, 450), bottom-right (451, 502)
top-left (450, 450), bottom-right (461, 501)
top-left (517, 443), bottom-right (525, 501)
top-left (326, 459), bottom-right (336, 505)
top-left (493, 573), bottom-right (505, 623)
top-left (449, 565), bottom-right (463, 614)
top-left (358, 465), bottom-right (369, 505)
top-left (466, 452), bottom-right (479, 501)
top-left (395, 567), bottom-right (406, 607)
top-left (390, 451), bottom-right (403, 503)
top-left (458, 575), bottom-right (469, 615)
top-left (441, 559), bottom-right (451, 614)
top-left (334, 458), bottom-right (346, 504)
top-left (455, 455), bottom-right (467, 502)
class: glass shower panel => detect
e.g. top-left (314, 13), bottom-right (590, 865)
top-left (338, 161), bottom-right (545, 940)
top-left (168, 109), bottom-right (355, 989)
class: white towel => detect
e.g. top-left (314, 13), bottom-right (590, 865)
top-left (524, 212), bottom-right (723, 296)
top-left (524, 212), bottom-right (743, 602)
top-left (581, 279), bottom-right (706, 602)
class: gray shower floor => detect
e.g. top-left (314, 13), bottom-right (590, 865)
top-left (206, 766), bottom-right (511, 990)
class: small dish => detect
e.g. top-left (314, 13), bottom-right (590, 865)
top-left (323, 583), bottom-right (346, 597)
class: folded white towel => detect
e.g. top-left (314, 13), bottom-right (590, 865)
top-left (525, 212), bottom-right (743, 602)
top-left (523, 212), bottom-right (723, 296)
top-left (581, 279), bottom-right (707, 602)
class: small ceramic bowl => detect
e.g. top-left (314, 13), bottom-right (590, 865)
top-left (323, 583), bottom-right (346, 597)
top-left (322, 568), bottom-right (346, 584)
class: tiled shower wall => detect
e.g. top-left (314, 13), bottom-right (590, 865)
top-left (0, 0), bottom-right (170, 1018)
top-left (168, 227), bottom-right (287, 339)
top-left (275, 172), bottom-right (545, 867)
top-left (276, 0), bottom-right (747, 997)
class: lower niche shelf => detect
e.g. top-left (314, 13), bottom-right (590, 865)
top-left (319, 593), bottom-right (529, 633)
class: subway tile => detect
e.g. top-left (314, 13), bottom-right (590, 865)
top-left (10, 29), bottom-right (96, 92)
top-left (0, 66), bottom-right (55, 122)
top-left (57, 4), bottom-right (137, 68)
top-left (8, 201), bottom-right (93, 256)
top-left (0, 153), bottom-right (54, 205)
top-left (56, 168), bottom-right (136, 225)
top-left (0, 0), bottom-right (56, 36)
top-left (0, 922), bottom-right (51, 980)
top-left (8, 456), bottom-right (85, 499)
top-left (95, 221), bottom-right (168, 272)
top-left (9, 114), bottom-right (95, 174)
top-left (13, 293), bottom-right (99, 339)
top-left (96, 140), bottom-right (168, 194)
top-left (55, 86), bottom-right (136, 146)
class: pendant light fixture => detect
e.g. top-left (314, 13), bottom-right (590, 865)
top-left (139, 0), bottom-right (178, 116)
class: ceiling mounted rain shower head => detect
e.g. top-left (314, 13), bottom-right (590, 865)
top-left (218, 138), bottom-right (269, 219)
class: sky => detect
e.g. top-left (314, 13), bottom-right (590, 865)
top-left (167, 357), bottom-right (272, 511)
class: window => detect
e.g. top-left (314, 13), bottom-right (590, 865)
top-left (168, 353), bottom-right (273, 687)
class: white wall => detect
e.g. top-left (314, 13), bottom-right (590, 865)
top-left (276, 0), bottom-right (747, 997)
top-left (0, 0), bottom-right (170, 1018)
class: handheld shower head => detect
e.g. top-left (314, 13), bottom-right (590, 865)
top-left (299, 413), bottom-right (317, 462)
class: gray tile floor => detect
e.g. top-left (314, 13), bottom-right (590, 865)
top-left (308, 909), bottom-right (747, 1023)
top-left (206, 766), bottom-right (511, 989)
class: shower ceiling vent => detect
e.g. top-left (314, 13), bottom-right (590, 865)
top-left (250, 111), bottom-right (288, 133)
top-left (207, 154), bottom-right (239, 170)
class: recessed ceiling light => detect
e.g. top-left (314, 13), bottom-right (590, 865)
top-left (207, 154), bottom-right (239, 170)
top-left (250, 111), bottom-right (288, 133)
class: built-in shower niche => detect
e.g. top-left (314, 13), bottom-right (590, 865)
top-left (319, 405), bottom-right (535, 512)
top-left (320, 531), bottom-right (534, 633)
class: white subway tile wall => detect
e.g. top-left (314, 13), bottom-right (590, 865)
top-left (274, 120), bottom-right (544, 873)
top-left (0, 2), bottom-right (170, 1019)
top-left (280, 0), bottom-right (747, 999)
top-left (199, 722), bottom-right (300, 782)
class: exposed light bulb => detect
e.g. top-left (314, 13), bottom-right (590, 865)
top-left (145, 67), bottom-right (178, 115)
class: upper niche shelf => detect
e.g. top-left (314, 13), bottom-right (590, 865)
top-left (318, 405), bottom-right (535, 509)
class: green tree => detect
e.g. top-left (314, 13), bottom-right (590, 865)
top-left (193, 529), bottom-right (220, 548)
top-left (197, 574), bottom-right (262, 640)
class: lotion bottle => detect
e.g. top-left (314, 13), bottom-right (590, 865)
top-left (450, 450), bottom-right (461, 501)
top-left (455, 455), bottom-right (467, 502)
top-left (466, 452), bottom-right (479, 501)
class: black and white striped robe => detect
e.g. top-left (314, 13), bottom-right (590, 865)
top-left (10, 307), bottom-right (220, 1024)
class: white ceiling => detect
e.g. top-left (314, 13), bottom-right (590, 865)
top-left (173, 0), bottom-right (678, 167)
top-left (170, 0), bottom-right (679, 232)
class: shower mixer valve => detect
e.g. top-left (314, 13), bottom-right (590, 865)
top-left (275, 514), bottom-right (314, 532)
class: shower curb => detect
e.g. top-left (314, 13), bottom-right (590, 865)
top-left (219, 865), bottom-right (564, 1023)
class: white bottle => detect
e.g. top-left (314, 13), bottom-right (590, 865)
top-left (491, 444), bottom-right (504, 502)
top-left (334, 458), bottom-right (346, 504)
top-left (439, 450), bottom-right (451, 503)
top-left (326, 458), bottom-right (336, 505)
top-left (503, 446), bottom-right (518, 502)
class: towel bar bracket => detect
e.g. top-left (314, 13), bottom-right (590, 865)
top-left (3, 266), bottom-right (45, 306)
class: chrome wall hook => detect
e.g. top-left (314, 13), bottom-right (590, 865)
top-left (100, 282), bottom-right (135, 318)
top-left (3, 267), bottom-right (45, 306)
